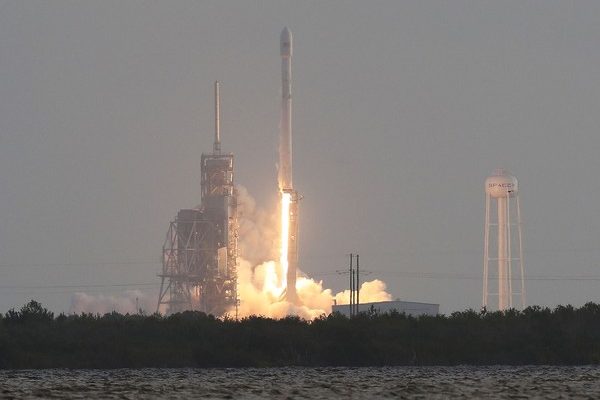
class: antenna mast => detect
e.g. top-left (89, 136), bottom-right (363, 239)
top-left (214, 81), bottom-right (221, 154)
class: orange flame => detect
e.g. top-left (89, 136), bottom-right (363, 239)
top-left (278, 192), bottom-right (291, 295)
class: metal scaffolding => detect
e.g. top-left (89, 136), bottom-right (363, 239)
top-left (157, 82), bottom-right (238, 316)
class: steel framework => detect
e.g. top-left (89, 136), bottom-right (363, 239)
top-left (157, 82), bottom-right (238, 316)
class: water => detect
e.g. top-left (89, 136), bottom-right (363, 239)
top-left (0, 366), bottom-right (599, 399)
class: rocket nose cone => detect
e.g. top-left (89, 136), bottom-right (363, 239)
top-left (281, 27), bottom-right (292, 41)
top-left (280, 27), bottom-right (292, 56)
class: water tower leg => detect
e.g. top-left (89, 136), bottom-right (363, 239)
top-left (507, 196), bottom-right (513, 309)
top-left (517, 195), bottom-right (526, 308)
top-left (483, 194), bottom-right (490, 308)
top-left (497, 196), bottom-right (508, 310)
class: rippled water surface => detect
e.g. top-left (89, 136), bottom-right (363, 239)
top-left (1, 366), bottom-right (599, 399)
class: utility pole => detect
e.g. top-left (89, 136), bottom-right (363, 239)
top-left (356, 254), bottom-right (360, 316)
top-left (349, 253), bottom-right (353, 317)
top-left (336, 253), bottom-right (370, 317)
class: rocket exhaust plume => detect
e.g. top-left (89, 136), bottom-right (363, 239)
top-left (156, 30), bottom-right (394, 318)
top-left (184, 29), bottom-right (392, 320)
top-left (279, 27), bottom-right (299, 304)
top-left (234, 186), bottom-right (392, 320)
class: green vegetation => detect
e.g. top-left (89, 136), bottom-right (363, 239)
top-left (1, 300), bottom-right (600, 368)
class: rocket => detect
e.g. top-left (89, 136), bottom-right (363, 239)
top-left (279, 27), bottom-right (299, 304)
top-left (279, 27), bottom-right (293, 191)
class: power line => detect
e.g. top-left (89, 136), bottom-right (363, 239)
top-left (0, 261), bottom-right (160, 269)
top-left (312, 270), bottom-right (600, 282)
top-left (0, 282), bottom-right (158, 289)
top-left (0, 287), bottom-right (159, 295)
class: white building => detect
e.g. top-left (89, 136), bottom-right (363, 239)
top-left (331, 300), bottom-right (439, 317)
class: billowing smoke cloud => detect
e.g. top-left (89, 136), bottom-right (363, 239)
top-left (236, 186), bottom-right (279, 265)
top-left (334, 279), bottom-right (392, 305)
top-left (69, 186), bottom-right (391, 319)
top-left (236, 258), bottom-right (334, 320)
top-left (234, 186), bottom-right (391, 319)
top-left (70, 290), bottom-right (156, 315)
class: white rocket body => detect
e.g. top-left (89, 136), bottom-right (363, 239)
top-left (279, 27), bottom-right (299, 304)
top-left (279, 27), bottom-right (293, 191)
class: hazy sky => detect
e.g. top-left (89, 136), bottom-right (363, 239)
top-left (1, 1), bottom-right (600, 314)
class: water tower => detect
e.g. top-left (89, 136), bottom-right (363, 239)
top-left (483, 168), bottom-right (525, 310)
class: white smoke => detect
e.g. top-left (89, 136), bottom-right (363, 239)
top-left (69, 186), bottom-right (391, 319)
top-left (235, 258), bottom-right (335, 320)
top-left (236, 185), bottom-right (279, 265)
top-left (334, 279), bottom-right (392, 305)
top-left (69, 290), bottom-right (156, 315)
top-left (233, 186), bottom-right (392, 319)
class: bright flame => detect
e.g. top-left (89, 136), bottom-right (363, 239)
top-left (231, 185), bottom-right (392, 320)
top-left (260, 261), bottom-right (280, 296)
top-left (278, 191), bottom-right (291, 295)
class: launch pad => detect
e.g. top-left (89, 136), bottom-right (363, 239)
top-left (157, 28), bottom-right (301, 315)
top-left (157, 82), bottom-right (239, 315)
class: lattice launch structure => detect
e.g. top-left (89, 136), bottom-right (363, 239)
top-left (157, 82), bottom-right (238, 315)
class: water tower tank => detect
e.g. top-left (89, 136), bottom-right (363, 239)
top-left (485, 168), bottom-right (518, 198)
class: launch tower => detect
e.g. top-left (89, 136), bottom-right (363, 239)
top-left (157, 82), bottom-right (238, 315)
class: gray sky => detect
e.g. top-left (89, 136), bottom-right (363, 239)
top-left (1, 1), bottom-right (599, 314)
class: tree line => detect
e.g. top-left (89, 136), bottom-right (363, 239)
top-left (0, 300), bottom-right (599, 368)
